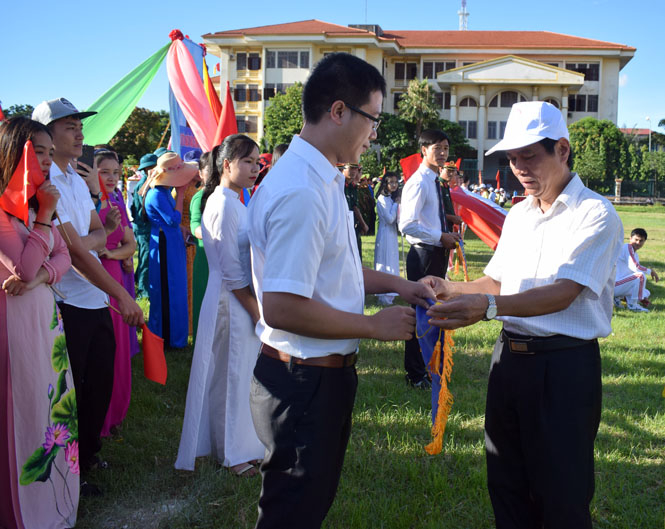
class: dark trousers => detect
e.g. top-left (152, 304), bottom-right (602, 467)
top-left (58, 303), bottom-right (116, 468)
top-left (250, 353), bottom-right (358, 529)
top-left (404, 244), bottom-right (448, 382)
top-left (134, 231), bottom-right (150, 298)
top-left (485, 332), bottom-right (601, 529)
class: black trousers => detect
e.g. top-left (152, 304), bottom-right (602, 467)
top-left (58, 303), bottom-right (116, 469)
top-left (250, 353), bottom-right (358, 529)
top-left (404, 244), bottom-right (448, 382)
top-left (485, 332), bottom-right (601, 529)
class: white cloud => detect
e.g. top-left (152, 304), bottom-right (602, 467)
top-left (619, 74), bottom-right (628, 87)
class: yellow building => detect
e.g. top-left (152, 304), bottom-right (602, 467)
top-left (202, 19), bottom-right (635, 177)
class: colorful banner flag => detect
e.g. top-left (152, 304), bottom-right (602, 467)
top-left (0, 140), bottom-right (45, 225)
top-left (203, 59), bottom-right (223, 123)
top-left (82, 43), bottom-right (170, 145)
top-left (168, 36), bottom-right (205, 157)
top-left (213, 81), bottom-right (238, 146)
top-left (167, 37), bottom-right (217, 153)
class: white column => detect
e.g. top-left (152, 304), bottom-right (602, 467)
top-left (561, 87), bottom-right (569, 124)
top-left (532, 85), bottom-right (539, 101)
top-left (450, 85), bottom-right (458, 123)
top-left (477, 86), bottom-right (486, 172)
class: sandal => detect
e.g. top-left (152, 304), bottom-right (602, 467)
top-left (230, 463), bottom-right (259, 477)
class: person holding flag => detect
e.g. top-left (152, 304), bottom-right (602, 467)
top-left (32, 98), bottom-right (144, 496)
top-left (0, 116), bottom-right (79, 527)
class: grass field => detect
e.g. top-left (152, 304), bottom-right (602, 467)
top-left (76, 205), bottom-right (664, 529)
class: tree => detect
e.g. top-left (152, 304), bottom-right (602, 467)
top-left (263, 83), bottom-right (304, 151)
top-left (3, 104), bottom-right (34, 119)
top-left (396, 80), bottom-right (440, 140)
top-left (108, 107), bottom-right (169, 164)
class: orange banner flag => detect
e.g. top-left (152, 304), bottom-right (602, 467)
top-left (203, 59), bottom-right (223, 123)
top-left (0, 140), bottom-right (45, 225)
top-left (213, 81), bottom-right (237, 146)
top-left (142, 323), bottom-right (167, 385)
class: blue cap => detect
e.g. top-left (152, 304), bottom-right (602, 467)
top-left (139, 153), bottom-right (158, 171)
top-left (153, 147), bottom-right (171, 157)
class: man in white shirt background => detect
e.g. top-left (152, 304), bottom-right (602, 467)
top-left (398, 129), bottom-right (461, 388)
top-left (247, 53), bottom-right (435, 529)
top-left (614, 227), bottom-right (659, 311)
top-left (33, 98), bottom-right (144, 495)
top-left (424, 101), bottom-right (623, 529)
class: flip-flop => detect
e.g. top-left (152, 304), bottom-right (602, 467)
top-left (230, 463), bottom-right (258, 477)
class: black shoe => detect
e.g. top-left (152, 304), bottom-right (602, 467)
top-left (406, 375), bottom-right (432, 389)
top-left (80, 481), bottom-right (103, 497)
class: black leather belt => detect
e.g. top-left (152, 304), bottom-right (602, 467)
top-left (261, 343), bottom-right (357, 368)
top-left (502, 330), bottom-right (595, 355)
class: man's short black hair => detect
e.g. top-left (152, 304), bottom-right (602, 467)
top-left (418, 129), bottom-right (450, 149)
top-left (539, 137), bottom-right (574, 169)
top-left (302, 52), bottom-right (386, 124)
top-left (631, 228), bottom-right (648, 240)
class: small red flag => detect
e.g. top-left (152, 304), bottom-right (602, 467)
top-left (495, 169), bottom-right (501, 190)
top-left (98, 172), bottom-right (110, 202)
top-left (0, 140), bottom-right (45, 225)
top-left (455, 158), bottom-right (462, 170)
top-left (141, 323), bottom-right (167, 385)
top-left (0, 102), bottom-right (5, 122)
top-left (400, 153), bottom-right (423, 182)
top-left (478, 170), bottom-right (482, 186)
top-left (213, 81), bottom-right (238, 146)
top-left (203, 61), bottom-right (223, 123)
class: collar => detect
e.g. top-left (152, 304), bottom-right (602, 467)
top-left (418, 163), bottom-right (438, 180)
top-left (523, 173), bottom-right (583, 213)
top-left (289, 135), bottom-right (342, 185)
top-left (222, 186), bottom-right (239, 199)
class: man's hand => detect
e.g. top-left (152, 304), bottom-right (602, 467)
top-left (116, 294), bottom-right (145, 327)
top-left (440, 232), bottom-right (461, 249)
top-left (426, 294), bottom-right (489, 330)
top-left (651, 270), bottom-right (659, 282)
top-left (369, 305), bottom-right (416, 341)
top-left (360, 220), bottom-right (369, 235)
top-left (103, 206), bottom-right (121, 234)
top-left (419, 275), bottom-right (454, 300)
top-left (77, 161), bottom-right (100, 194)
top-left (396, 279), bottom-right (437, 309)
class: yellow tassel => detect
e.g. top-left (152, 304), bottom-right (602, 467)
top-left (425, 330), bottom-right (456, 455)
top-left (454, 250), bottom-right (460, 275)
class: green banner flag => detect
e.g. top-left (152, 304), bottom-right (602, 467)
top-left (82, 42), bottom-right (170, 145)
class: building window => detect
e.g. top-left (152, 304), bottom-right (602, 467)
top-left (434, 92), bottom-right (443, 109)
top-left (277, 51), bottom-right (299, 68)
top-left (266, 51), bottom-right (275, 69)
top-left (565, 63), bottom-right (599, 81)
top-left (459, 120), bottom-right (477, 139)
top-left (300, 51), bottom-right (309, 69)
top-left (568, 94), bottom-right (587, 112)
top-left (249, 85), bottom-right (261, 102)
top-left (248, 53), bottom-right (261, 71)
top-left (423, 61), bottom-right (456, 79)
top-left (234, 84), bottom-right (247, 102)
top-left (236, 53), bottom-right (247, 71)
top-left (547, 62), bottom-right (560, 68)
top-left (487, 121), bottom-right (497, 139)
top-left (434, 91), bottom-right (451, 109)
top-left (236, 117), bottom-right (247, 132)
top-left (266, 51), bottom-right (308, 70)
top-left (544, 97), bottom-right (559, 109)
top-left (264, 83), bottom-right (293, 99)
top-left (459, 97), bottom-right (477, 107)
top-left (394, 92), bottom-right (403, 110)
top-left (500, 121), bottom-right (507, 138)
top-left (236, 116), bottom-right (259, 134)
top-left (500, 91), bottom-right (518, 107)
top-left (444, 92), bottom-right (451, 110)
top-left (462, 62), bottom-right (475, 66)
top-left (394, 62), bottom-right (418, 82)
top-left (587, 94), bottom-right (598, 112)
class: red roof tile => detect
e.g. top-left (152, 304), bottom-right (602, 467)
top-left (620, 128), bottom-right (651, 135)
top-left (203, 19), bottom-right (372, 38)
top-left (379, 30), bottom-right (634, 50)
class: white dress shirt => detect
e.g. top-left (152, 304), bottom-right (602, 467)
top-left (484, 174), bottom-right (623, 340)
top-left (398, 163), bottom-right (443, 246)
top-left (50, 163), bottom-right (108, 309)
top-left (247, 135), bottom-right (364, 358)
top-left (615, 242), bottom-right (650, 281)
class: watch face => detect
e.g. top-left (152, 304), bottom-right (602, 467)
top-left (487, 305), bottom-right (498, 319)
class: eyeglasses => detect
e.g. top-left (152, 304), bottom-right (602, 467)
top-left (343, 102), bottom-right (381, 132)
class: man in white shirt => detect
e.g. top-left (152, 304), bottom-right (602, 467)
top-left (398, 129), bottom-right (461, 388)
top-left (425, 101), bottom-right (623, 529)
top-left (614, 227), bottom-right (659, 311)
top-left (247, 53), bottom-right (435, 529)
top-left (33, 98), bottom-right (144, 493)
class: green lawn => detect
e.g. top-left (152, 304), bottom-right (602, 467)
top-left (76, 205), bottom-right (664, 529)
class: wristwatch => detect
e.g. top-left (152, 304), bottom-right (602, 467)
top-left (90, 191), bottom-right (102, 201)
top-left (483, 294), bottom-right (497, 321)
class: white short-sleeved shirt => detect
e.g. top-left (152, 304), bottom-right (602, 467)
top-left (484, 174), bottom-right (623, 339)
top-left (615, 242), bottom-right (650, 282)
top-left (398, 163), bottom-right (443, 246)
top-left (50, 163), bottom-right (108, 309)
top-left (247, 135), bottom-right (364, 358)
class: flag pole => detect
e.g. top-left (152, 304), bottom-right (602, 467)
top-left (54, 211), bottom-right (73, 245)
top-left (156, 119), bottom-right (171, 150)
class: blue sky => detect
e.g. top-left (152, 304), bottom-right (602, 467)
top-left (1, 0), bottom-right (663, 132)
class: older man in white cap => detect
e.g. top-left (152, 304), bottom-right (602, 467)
top-left (423, 101), bottom-right (623, 528)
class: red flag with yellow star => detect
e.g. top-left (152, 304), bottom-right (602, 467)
top-left (0, 140), bottom-right (45, 225)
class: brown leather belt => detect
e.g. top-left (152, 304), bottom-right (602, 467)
top-left (502, 330), bottom-right (595, 355)
top-left (260, 343), bottom-right (357, 368)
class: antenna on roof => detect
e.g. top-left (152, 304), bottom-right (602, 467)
top-left (458, 0), bottom-right (469, 31)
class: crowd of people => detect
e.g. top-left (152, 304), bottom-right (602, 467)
top-left (0, 52), bottom-right (659, 529)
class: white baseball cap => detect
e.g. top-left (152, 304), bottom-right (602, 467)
top-left (32, 98), bottom-right (96, 126)
top-left (485, 101), bottom-right (568, 156)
